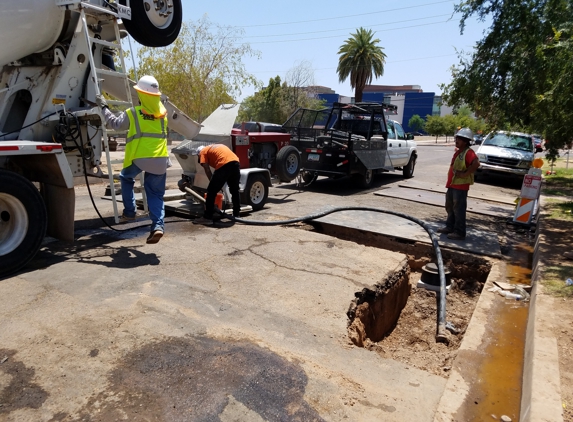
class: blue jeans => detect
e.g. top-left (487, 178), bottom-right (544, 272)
top-left (445, 187), bottom-right (468, 237)
top-left (119, 163), bottom-right (166, 233)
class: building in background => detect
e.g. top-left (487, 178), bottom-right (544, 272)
top-left (316, 84), bottom-right (449, 133)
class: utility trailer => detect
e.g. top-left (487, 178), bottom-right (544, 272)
top-left (284, 102), bottom-right (417, 188)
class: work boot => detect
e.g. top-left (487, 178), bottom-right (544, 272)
top-left (120, 213), bottom-right (136, 222)
top-left (437, 227), bottom-right (453, 234)
top-left (193, 217), bottom-right (213, 225)
top-left (447, 232), bottom-right (465, 240)
top-left (146, 230), bottom-right (163, 244)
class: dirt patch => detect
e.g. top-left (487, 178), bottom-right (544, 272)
top-left (0, 349), bottom-right (49, 413)
top-left (348, 258), bottom-right (491, 378)
top-left (539, 218), bottom-right (573, 422)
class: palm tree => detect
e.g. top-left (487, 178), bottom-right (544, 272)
top-left (337, 28), bottom-right (386, 103)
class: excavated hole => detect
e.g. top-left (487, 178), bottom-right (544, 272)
top-left (308, 221), bottom-right (493, 377)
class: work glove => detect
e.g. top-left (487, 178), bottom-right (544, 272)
top-left (96, 94), bottom-right (108, 109)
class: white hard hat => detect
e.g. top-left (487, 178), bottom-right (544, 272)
top-left (134, 75), bottom-right (161, 96)
top-left (455, 127), bottom-right (473, 142)
top-left (195, 145), bottom-right (206, 155)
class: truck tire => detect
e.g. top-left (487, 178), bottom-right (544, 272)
top-left (241, 174), bottom-right (268, 211)
top-left (354, 169), bottom-right (374, 188)
top-left (119, 0), bottom-right (182, 47)
top-left (276, 146), bottom-right (300, 182)
top-left (403, 155), bottom-right (416, 178)
top-left (0, 170), bottom-right (47, 278)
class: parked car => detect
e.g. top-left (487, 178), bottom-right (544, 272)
top-left (532, 134), bottom-right (544, 152)
top-left (473, 134), bottom-right (484, 145)
top-left (474, 131), bottom-right (535, 180)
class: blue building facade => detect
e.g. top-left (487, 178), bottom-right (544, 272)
top-left (402, 92), bottom-right (434, 133)
top-left (317, 90), bottom-right (436, 133)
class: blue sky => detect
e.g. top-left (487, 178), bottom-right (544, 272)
top-left (174, 0), bottom-right (488, 101)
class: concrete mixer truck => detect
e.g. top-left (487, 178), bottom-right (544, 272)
top-left (0, 0), bottom-right (200, 277)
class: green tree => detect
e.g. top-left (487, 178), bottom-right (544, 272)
top-left (425, 115), bottom-right (446, 142)
top-left (442, 114), bottom-right (458, 142)
top-left (408, 114), bottom-right (425, 133)
top-left (337, 28), bottom-right (386, 103)
top-left (442, 0), bottom-right (573, 157)
top-left (135, 16), bottom-right (260, 122)
top-left (238, 67), bottom-right (325, 124)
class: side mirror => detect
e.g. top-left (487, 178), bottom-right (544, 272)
top-left (406, 133), bottom-right (414, 140)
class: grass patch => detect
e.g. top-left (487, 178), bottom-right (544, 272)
top-left (542, 165), bottom-right (573, 220)
top-left (542, 265), bottom-right (573, 298)
top-left (540, 159), bottom-right (573, 297)
top-left (544, 198), bottom-right (573, 220)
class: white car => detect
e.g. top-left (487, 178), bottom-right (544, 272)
top-left (474, 131), bottom-right (535, 179)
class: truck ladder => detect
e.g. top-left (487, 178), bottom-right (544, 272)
top-left (78, 2), bottom-right (148, 223)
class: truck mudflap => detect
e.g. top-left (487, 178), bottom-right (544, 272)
top-left (352, 149), bottom-right (395, 171)
top-left (0, 141), bottom-right (74, 188)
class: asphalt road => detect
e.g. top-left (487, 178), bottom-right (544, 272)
top-left (0, 143), bottom-right (525, 421)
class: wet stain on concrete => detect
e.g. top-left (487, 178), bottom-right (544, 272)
top-left (77, 336), bottom-right (325, 421)
top-left (358, 399), bottom-right (396, 413)
top-left (0, 349), bottom-right (48, 413)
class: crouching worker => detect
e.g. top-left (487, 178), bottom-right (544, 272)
top-left (193, 144), bottom-right (241, 225)
top-left (96, 75), bottom-right (169, 244)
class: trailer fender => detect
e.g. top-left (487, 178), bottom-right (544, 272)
top-left (239, 169), bottom-right (271, 211)
top-left (239, 168), bottom-right (272, 192)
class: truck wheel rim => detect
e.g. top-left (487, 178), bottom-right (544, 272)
top-left (0, 193), bottom-right (29, 256)
top-left (144, 0), bottom-right (174, 29)
top-left (286, 154), bottom-right (298, 175)
top-left (250, 181), bottom-right (265, 204)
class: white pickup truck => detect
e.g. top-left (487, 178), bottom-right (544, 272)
top-left (385, 118), bottom-right (418, 178)
top-left (284, 102), bottom-right (418, 187)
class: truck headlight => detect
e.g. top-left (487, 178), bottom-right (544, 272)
top-left (518, 160), bottom-right (533, 168)
top-left (477, 153), bottom-right (487, 162)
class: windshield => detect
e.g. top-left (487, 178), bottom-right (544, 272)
top-left (483, 133), bottom-right (533, 151)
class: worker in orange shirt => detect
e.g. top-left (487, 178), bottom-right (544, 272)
top-left (193, 144), bottom-right (241, 225)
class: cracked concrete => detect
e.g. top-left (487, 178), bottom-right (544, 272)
top-left (0, 220), bottom-right (446, 421)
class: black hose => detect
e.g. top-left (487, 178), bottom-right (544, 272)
top-left (221, 206), bottom-right (450, 343)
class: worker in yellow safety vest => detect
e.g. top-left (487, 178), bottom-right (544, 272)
top-left (437, 127), bottom-right (480, 241)
top-left (97, 75), bottom-right (169, 244)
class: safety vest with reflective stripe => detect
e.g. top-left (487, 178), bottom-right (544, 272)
top-left (451, 148), bottom-right (474, 186)
top-left (124, 107), bottom-right (168, 168)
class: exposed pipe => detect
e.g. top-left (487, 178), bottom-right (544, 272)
top-left (219, 206), bottom-right (451, 343)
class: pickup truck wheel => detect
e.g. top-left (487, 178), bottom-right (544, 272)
top-left (403, 155), bottom-right (416, 178)
top-left (276, 146), bottom-right (301, 182)
top-left (241, 174), bottom-right (268, 211)
top-left (119, 0), bottom-right (182, 47)
top-left (354, 169), bottom-right (374, 188)
top-left (0, 170), bottom-right (47, 278)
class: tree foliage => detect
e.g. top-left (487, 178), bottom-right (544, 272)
top-left (337, 28), bottom-right (386, 103)
top-left (134, 16), bottom-right (260, 122)
top-left (442, 0), bottom-right (573, 156)
top-left (238, 64), bottom-right (325, 124)
top-left (424, 113), bottom-right (489, 142)
top-left (408, 115), bottom-right (426, 132)
top-left (425, 115), bottom-right (447, 141)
